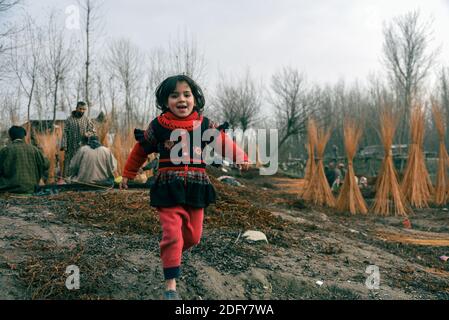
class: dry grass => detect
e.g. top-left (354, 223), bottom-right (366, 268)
top-left (302, 125), bottom-right (335, 207)
top-left (372, 110), bottom-right (409, 216)
top-left (432, 102), bottom-right (449, 205)
top-left (110, 129), bottom-right (136, 177)
top-left (401, 105), bottom-right (434, 208)
top-left (376, 230), bottom-right (449, 246)
top-left (271, 177), bottom-right (307, 195)
top-left (25, 123), bottom-right (31, 144)
top-left (301, 118), bottom-right (317, 197)
top-left (17, 240), bottom-right (122, 299)
top-left (95, 116), bottom-right (112, 147)
top-left (336, 119), bottom-right (368, 214)
top-left (51, 190), bottom-right (160, 234)
top-left (59, 150), bottom-right (65, 180)
top-left (34, 130), bottom-right (59, 184)
top-left (208, 175), bottom-right (291, 234)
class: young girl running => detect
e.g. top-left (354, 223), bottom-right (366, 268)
top-left (120, 75), bottom-right (249, 300)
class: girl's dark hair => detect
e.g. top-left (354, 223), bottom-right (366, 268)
top-left (155, 75), bottom-right (205, 113)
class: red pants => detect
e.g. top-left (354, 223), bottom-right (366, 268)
top-left (158, 205), bottom-right (204, 280)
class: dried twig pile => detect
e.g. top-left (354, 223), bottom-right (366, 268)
top-left (110, 130), bottom-right (135, 176)
top-left (95, 116), bottom-right (112, 147)
top-left (301, 119), bottom-right (317, 196)
top-left (336, 120), bottom-right (368, 214)
top-left (372, 111), bottom-right (408, 216)
top-left (432, 102), bottom-right (449, 205)
top-left (35, 130), bottom-right (59, 183)
top-left (303, 119), bottom-right (317, 182)
top-left (17, 239), bottom-right (121, 299)
top-left (208, 175), bottom-right (290, 233)
top-left (401, 106), bottom-right (434, 208)
top-left (302, 125), bottom-right (335, 207)
top-left (51, 190), bottom-right (160, 234)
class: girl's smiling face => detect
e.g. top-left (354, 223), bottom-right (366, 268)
top-left (167, 81), bottom-right (195, 118)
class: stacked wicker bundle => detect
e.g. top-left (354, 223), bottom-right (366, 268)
top-left (95, 116), bottom-right (112, 147)
top-left (401, 106), bottom-right (434, 208)
top-left (336, 120), bottom-right (368, 214)
top-left (432, 102), bottom-right (449, 205)
top-left (300, 119), bottom-right (317, 197)
top-left (35, 130), bottom-right (59, 184)
top-left (302, 125), bottom-right (335, 207)
top-left (303, 118), bottom-right (317, 183)
top-left (372, 111), bottom-right (408, 216)
top-left (25, 123), bottom-right (31, 144)
top-left (111, 129), bottom-right (135, 177)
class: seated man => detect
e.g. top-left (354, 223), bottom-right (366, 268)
top-left (0, 126), bottom-right (50, 194)
top-left (331, 163), bottom-right (344, 192)
top-left (69, 135), bottom-right (117, 184)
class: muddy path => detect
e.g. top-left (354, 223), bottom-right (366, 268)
top-left (0, 168), bottom-right (448, 300)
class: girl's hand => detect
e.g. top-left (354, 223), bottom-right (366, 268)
top-left (120, 177), bottom-right (129, 190)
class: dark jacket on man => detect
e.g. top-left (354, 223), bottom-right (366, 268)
top-left (0, 140), bottom-right (49, 193)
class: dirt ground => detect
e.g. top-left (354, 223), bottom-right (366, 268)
top-left (0, 166), bottom-right (448, 300)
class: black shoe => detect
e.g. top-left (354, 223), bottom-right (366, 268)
top-left (163, 290), bottom-right (181, 300)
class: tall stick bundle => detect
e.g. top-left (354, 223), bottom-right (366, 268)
top-left (302, 126), bottom-right (335, 207)
top-left (303, 118), bottom-right (317, 182)
top-left (432, 102), bottom-right (449, 205)
top-left (401, 106), bottom-right (434, 208)
top-left (300, 119), bottom-right (317, 197)
top-left (372, 111), bottom-right (408, 216)
top-left (95, 116), bottom-right (112, 147)
top-left (25, 123), bottom-right (31, 144)
top-left (111, 129), bottom-right (136, 177)
top-left (35, 130), bottom-right (58, 184)
top-left (336, 120), bottom-right (368, 214)
top-left (54, 126), bottom-right (64, 181)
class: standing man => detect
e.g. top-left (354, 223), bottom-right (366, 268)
top-left (60, 101), bottom-right (96, 178)
top-left (0, 126), bottom-right (49, 194)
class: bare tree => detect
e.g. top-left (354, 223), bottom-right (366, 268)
top-left (438, 67), bottom-right (449, 141)
top-left (0, 0), bottom-right (19, 13)
top-left (382, 10), bottom-right (439, 143)
top-left (7, 15), bottom-right (42, 135)
top-left (213, 80), bottom-right (240, 129)
top-left (42, 12), bottom-right (75, 127)
top-left (0, 0), bottom-right (20, 54)
top-left (1, 84), bottom-right (22, 128)
top-left (107, 74), bottom-right (118, 130)
top-left (441, 68), bottom-right (449, 112)
top-left (0, 0), bottom-right (21, 81)
top-left (270, 67), bottom-right (317, 149)
top-left (214, 70), bottom-right (261, 131)
top-left (168, 31), bottom-right (206, 84)
top-left (79, 0), bottom-right (104, 116)
top-left (138, 73), bottom-right (155, 127)
top-left (105, 38), bottom-right (144, 130)
top-left (95, 72), bottom-right (107, 114)
top-left (146, 48), bottom-right (171, 119)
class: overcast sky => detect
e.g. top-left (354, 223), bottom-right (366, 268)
top-left (23, 0), bottom-right (449, 89)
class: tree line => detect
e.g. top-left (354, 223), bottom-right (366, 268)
top-left (0, 1), bottom-right (448, 161)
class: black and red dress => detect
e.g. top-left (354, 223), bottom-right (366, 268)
top-left (123, 111), bottom-right (248, 208)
